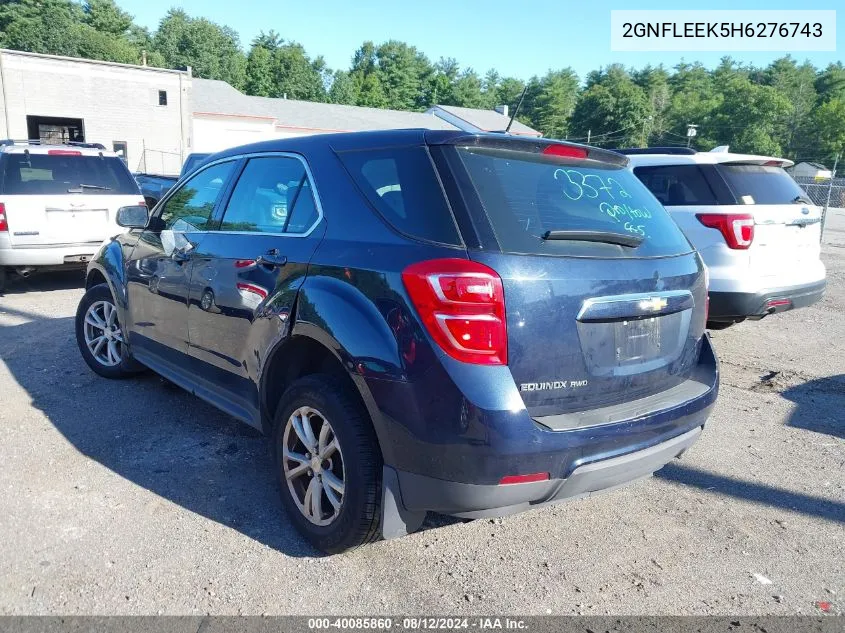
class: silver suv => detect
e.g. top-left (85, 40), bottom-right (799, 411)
top-left (625, 147), bottom-right (826, 328)
top-left (0, 140), bottom-right (144, 290)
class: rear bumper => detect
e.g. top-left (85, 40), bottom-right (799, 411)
top-left (0, 242), bottom-right (101, 267)
top-left (375, 335), bottom-right (718, 530)
top-left (392, 424), bottom-right (703, 518)
top-left (709, 279), bottom-right (826, 321)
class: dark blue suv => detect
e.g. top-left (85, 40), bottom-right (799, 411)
top-left (75, 130), bottom-right (719, 553)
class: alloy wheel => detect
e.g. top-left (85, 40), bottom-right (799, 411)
top-left (83, 300), bottom-right (124, 367)
top-left (282, 406), bottom-right (345, 526)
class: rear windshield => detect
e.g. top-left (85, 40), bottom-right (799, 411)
top-left (456, 147), bottom-right (692, 257)
top-left (0, 153), bottom-right (140, 195)
top-left (715, 164), bottom-right (809, 205)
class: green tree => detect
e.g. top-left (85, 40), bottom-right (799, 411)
top-left (532, 68), bottom-right (578, 139)
top-left (0, 0), bottom-right (85, 56)
top-left (375, 40), bottom-right (432, 110)
top-left (710, 74), bottom-right (790, 156)
top-left (451, 69), bottom-right (486, 108)
top-left (570, 65), bottom-right (649, 147)
top-left (632, 65), bottom-right (671, 145)
top-left (153, 9), bottom-right (246, 88)
top-left (810, 98), bottom-right (845, 162)
top-left (764, 56), bottom-right (818, 156)
top-left (428, 57), bottom-right (460, 105)
top-left (816, 62), bottom-right (845, 103)
top-left (665, 62), bottom-right (722, 149)
top-left (328, 70), bottom-right (358, 105)
top-left (82, 0), bottom-right (132, 36)
top-left (270, 42), bottom-right (327, 101)
top-left (245, 43), bottom-right (275, 96)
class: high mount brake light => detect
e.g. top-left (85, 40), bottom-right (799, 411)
top-left (697, 213), bottom-right (754, 250)
top-left (402, 258), bottom-right (507, 366)
top-left (47, 149), bottom-right (82, 156)
top-left (542, 145), bottom-right (588, 160)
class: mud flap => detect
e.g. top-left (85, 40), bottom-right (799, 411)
top-left (381, 466), bottom-right (426, 540)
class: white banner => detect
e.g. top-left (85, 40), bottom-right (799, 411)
top-left (611, 10), bottom-right (836, 52)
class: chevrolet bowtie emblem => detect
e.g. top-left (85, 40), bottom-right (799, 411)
top-left (639, 297), bottom-right (668, 312)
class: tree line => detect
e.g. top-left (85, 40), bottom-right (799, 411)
top-left (2, 0), bottom-right (844, 162)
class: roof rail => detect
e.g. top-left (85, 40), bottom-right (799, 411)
top-left (0, 139), bottom-right (107, 150)
top-left (615, 147), bottom-right (697, 156)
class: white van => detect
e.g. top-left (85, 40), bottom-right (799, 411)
top-left (625, 147), bottom-right (826, 328)
top-left (0, 140), bottom-right (145, 290)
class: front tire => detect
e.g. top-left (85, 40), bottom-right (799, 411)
top-left (75, 283), bottom-right (143, 378)
top-left (272, 374), bottom-right (383, 554)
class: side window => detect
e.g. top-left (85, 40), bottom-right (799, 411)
top-left (159, 161), bottom-right (235, 231)
top-left (633, 165), bottom-right (719, 206)
top-left (219, 155), bottom-right (319, 234)
top-left (336, 146), bottom-right (461, 246)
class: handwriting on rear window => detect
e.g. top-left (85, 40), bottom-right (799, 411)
top-left (553, 168), bottom-right (654, 236)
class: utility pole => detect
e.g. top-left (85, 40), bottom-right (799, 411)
top-left (820, 151), bottom-right (839, 243)
top-left (587, 129), bottom-right (591, 144)
top-left (686, 124), bottom-right (698, 148)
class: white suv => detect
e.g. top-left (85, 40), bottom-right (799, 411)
top-left (625, 147), bottom-right (826, 328)
top-left (0, 140), bottom-right (145, 290)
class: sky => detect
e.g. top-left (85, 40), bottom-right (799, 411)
top-left (117, 0), bottom-right (843, 80)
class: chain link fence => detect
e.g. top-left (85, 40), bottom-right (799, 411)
top-left (793, 176), bottom-right (845, 210)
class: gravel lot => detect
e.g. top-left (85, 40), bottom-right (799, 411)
top-left (1, 213), bottom-right (843, 616)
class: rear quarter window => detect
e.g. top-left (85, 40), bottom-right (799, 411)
top-left (336, 146), bottom-right (462, 246)
top-left (716, 164), bottom-right (809, 205)
top-left (455, 147), bottom-right (692, 258)
top-left (0, 153), bottom-right (140, 195)
top-left (633, 165), bottom-right (721, 206)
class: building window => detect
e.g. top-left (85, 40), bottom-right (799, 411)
top-left (112, 141), bottom-right (127, 164)
top-left (158, 90), bottom-right (168, 106)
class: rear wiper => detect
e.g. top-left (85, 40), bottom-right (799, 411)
top-left (791, 195), bottom-right (812, 204)
top-left (541, 229), bottom-right (643, 248)
top-left (68, 184), bottom-right (112, 192)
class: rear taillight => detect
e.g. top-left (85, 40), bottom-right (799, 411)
top-left (696, 213), bottom-right (754, 249)
top-left (402, 258), bottom-right (507, 365)
top-left (0, 203), bottom-right (7, 232)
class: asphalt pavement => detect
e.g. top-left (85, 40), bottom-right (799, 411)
top-left (0, 216), bottom-right (842, 615)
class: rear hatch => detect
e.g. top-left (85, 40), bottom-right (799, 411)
top-left (714, 161), bottom-right (822, 280)
top-left (432, 136), bottom-right (707, 418)
top-left (0, 150), bottom-right (143, 247)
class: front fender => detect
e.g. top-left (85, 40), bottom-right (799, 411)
top-left (85, 234), bottom-right (138, 324)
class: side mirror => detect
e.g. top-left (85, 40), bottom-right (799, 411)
top-left (116, 205), bottom-right (149, 229)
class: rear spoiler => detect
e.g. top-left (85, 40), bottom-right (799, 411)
top-left (424, 131), bottom-right (629, 168)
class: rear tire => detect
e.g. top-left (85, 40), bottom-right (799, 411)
top-left (272, 374), bottom-right (382, 554)
top-left (75, 283), bottom-right (144, 378)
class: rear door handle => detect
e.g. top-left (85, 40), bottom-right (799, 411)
top-left (256, 249), bottom-right (287, 268)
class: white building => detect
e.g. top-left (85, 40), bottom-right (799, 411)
top-left (0, 49), bottom-right (191, 175)
top-left (0, 49), bottom-right (541, 176)
top-left (790, 161), bottom-right (833, 180)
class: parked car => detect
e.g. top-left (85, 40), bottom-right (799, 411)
top-left (624, 147), bottom-right (826, 328)
top-left (134, 152), bottom-right (212, 210)
top-left (134, 172), bottom-right (177, 210)
top-left (0, 139), bottom-right (145, 291)
top-left (75, 130), bottom-right (719, 553)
